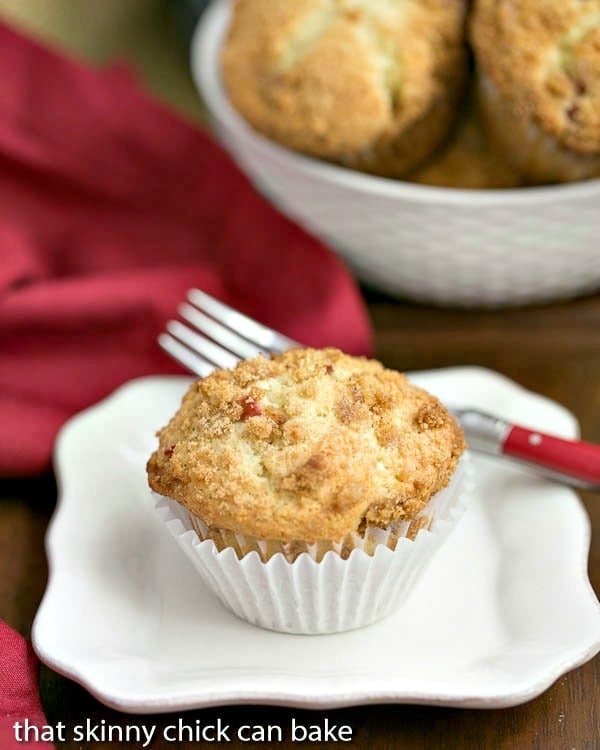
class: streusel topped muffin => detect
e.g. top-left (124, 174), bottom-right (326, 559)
top-left (471, 0), bottom-right (600, 183)
top-left (221, 0), bottom-right (468, 177)
top-left (148, 348), bottom-right (465, 543)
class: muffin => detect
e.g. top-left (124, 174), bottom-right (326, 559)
top-left (149, 348), bottom-right (469, 633)
top-left (471, 0), bottom-right (600, 184)
top-left (221, 0), bottom-right (469, 177)
top-left (411, 88), bottom-right (523, 190)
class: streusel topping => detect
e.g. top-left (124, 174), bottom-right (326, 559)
top-left (221, 0), bottom-right (467, 174)
top-left (147, 348), bottom-right (465, 542)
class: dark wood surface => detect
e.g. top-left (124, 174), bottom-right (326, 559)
top-left (2, 294), bottom-right (600, 750)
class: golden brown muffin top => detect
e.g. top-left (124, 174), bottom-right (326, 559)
top-left (471, 0), bottom-right (600, 154)
top-left (147, 348), bottom-right (465, 543)
top-left (221, 0), bottom-right (467, 163)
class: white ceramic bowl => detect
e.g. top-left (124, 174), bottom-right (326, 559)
top-left (191, 0), bottom-right (600, 308)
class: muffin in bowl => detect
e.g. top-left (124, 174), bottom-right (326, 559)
top-left (471, 0), bottom-right (600, 184)
top-left (149, 348), bottom-right (470, 634)
top-left (193, 0), bottom-right (600, 307)
top-left (221, 0), bottom-right (469, 177)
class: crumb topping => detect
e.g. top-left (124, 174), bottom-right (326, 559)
top-left (221, 0), bottom-right (468, 175)
top-left (471, 0), bottom-right (600, 153)
top-left (147, 348), bottom-right (465, 543)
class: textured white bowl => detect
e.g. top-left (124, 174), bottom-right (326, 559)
top-left (191, 0), bottom-right (600, 308)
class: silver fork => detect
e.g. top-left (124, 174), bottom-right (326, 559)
top-left (159, 289), bottom-right (600, 491)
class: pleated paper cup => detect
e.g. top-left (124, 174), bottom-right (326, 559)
top-left (154, 454), bottom-right (472, 635)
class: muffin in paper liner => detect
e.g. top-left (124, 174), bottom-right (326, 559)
top-left (153, 454), bottom-right (473, 635)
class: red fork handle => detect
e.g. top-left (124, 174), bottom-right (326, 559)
top-left (502, 425), bottom-right (600, 488)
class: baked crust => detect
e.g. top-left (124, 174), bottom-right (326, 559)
top-left (147, 348), bottom-right (466, 543)
top-left (471, 0), bottom-right (600, 156)
top-left (221, 0), bottom-right (468, 177)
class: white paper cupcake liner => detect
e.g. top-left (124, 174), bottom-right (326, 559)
top-left (186, 492), bottom-right (443, 563)
top-left (154, 453), bottom-right (473, 635)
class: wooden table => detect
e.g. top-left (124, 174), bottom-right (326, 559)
top-left (2, 294), bottom-right (599, 749)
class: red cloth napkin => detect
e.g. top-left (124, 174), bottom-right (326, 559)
top-left (0, 22), bottom-right (372, 478)
top-left (0, 622), bottom-right (50, 749)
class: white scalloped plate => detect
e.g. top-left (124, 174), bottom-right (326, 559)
top-left (33, 368), bottom-right (600, 712)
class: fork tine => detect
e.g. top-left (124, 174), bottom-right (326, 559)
top-left (179, 303), bottom-right (265, 360)
top-left (187, 289), bottom-right (300, 352)
top-left (158, 333), bottom-right (216, 378)
top-left (166, 320), bottom-right (241, 370)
